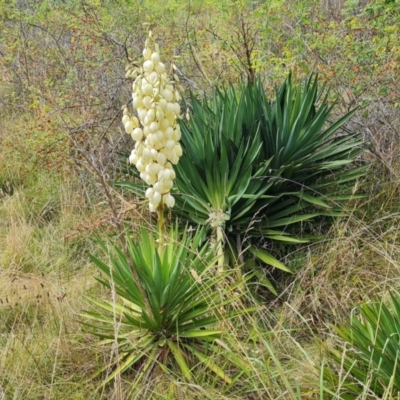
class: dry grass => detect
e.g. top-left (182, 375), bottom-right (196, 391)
top-left (0, 128), bottom-right (106, 398)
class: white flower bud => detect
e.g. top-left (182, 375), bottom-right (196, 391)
top-left (131, 127), bottom-right (143, 141)
top-left (155, 130), bottom-right (165, 143)
top-left (142, 147), bottom-right (152, 160)
top-left (129, 152), bottom-right (139, 165)
top-left (122, 114), bottom-right (130, 125)
top-left (153, 181), bottom-right (162, 193)
top-left (151, 52), bottom-right (160, 64)
top-left (143, 60), bottom-right (154, 72)
top-left (143, 126), bottom-right (150, 136)
top-left (132, 116), bottom-right (139, 127)
top-left (149, 121), bottom-right (159, 133)
top-left (148, 163), bottom-right (162, 175)
top-left (160, 168), bottom-right (171, 181)
top-left (161, 118), bottom-right (170, 129)
top-left (166, 102), bottom-right (175, 116)
top-left (146, 134), bottom-right (156, 147)
top-left (136, 160), bottom-right (145, 172)
top-left (149, 203), bottom-right (157, 212)
top-left (165, 139), bottom-right (175, 150)
top-left (143, 96), bottom-right (152, 109)
top-left (155, 62), bottom-right (165, 74)
top-left (162, 89), bottom-right (173, 102)
top-left (163, 193), bottom-right (175, 208)
top-left (159, 98), bottom-right (167, 110)
top-left (145, 187), bottom-right (154, 198)
top-left (173, 102), bottom-right (180, 115)
top-left (150, 191), bottom-right (162, 205)
top-left (150, 149), bottom-right (158, 160)
top-left (157, 169), bottom-right (165, 181)
top-left (172, 127), bottom-right (181, 141)
top-left (165, 127), bottom-right (174, 139)
top-left (147, 109), bottom-right (155, 122)
top-left (135, 141), bottom-right (144, 153)
top-left (138, 108), bottom-right (147, 121)
top-left (147, 173), bottom-right (157, 185)
top-left (124, 120), bottom-right (134, 134)
top-left (163, 179), bottom-right (173, 191)
top-left (156, 109), bottom-right (164, 120)
top-left (171, 155), bottom-right (180, 165)
top-left (174, 143), bottom-right (182, 157)
top-left (143, 83), bottom-right (153, 96)
top-left (154, 140), bottom-right (164, 151)
top-left (142, 172), bottom-right (150, 183)
top-left (157, 152), bottom-right (167, 165)
top-left (167, 114), bottom-right (175, 125)
top-left (143, 48), bottom-right (151, 60)
top-left (148, 71), bottom-right (158, 84)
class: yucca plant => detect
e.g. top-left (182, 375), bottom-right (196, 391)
top-left (119, 72), bottom-right (369, 292)
top-left (82, 227), bottom-right (252, 390)
top-left (322, 292), bottom-right (400, 399)
top-left (255, 74), bottom-right (368, 200)
top-left (176, 74), bottom-right (367, 273)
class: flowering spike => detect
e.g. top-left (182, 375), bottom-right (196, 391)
top-left (123, 30), bottom-right (181, 212)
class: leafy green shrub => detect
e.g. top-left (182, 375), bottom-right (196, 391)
top-left (82, 227), bottom-right (251, 390)
top-left (323, 292), bottom-right (400, 399)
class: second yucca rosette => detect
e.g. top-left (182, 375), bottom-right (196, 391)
top-left (123, 31), bottom-right (182, 212)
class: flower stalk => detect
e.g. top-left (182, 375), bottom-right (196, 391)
top-left (123, 30), bottom-right (182, 215)
top-left (216, 225), bottom-right (225, 272)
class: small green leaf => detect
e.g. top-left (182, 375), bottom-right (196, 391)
top-left (167, 340), bottom-right (192, 380)
top-left (248, 246), bottom-right (292, 273)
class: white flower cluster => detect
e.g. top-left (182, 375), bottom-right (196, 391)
top-left (123, 31), bottom-right (182, 212)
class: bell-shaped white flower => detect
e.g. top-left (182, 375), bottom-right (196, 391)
top-left (165, 139), bottom-right (175, 150)
top-left (155, 62), bottom-right (166, 74)
top-left (163, 193), bottom-right (175, 208)
top-left (143, 60), bottom-right (154, 72)
top-left (131, 127), bottom-right (143, 142)
top-left (151, 52), bottom-right (160, 64)
top-left (143, 48), bottom-right (151, 60)
top-left (129, 152), bottom-right (139, 165)
top-left (149, 190), bottom-right (161, 205)
top-left (149, 202), bottom-right (157, 212)
top-left (145, 187), bottom-right (154, 198)
top-left (136, 160), bottom-right (145, 172)
top-left (124, 120), bottom-right (134, 134)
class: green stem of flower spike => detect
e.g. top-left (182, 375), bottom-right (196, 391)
top-left (216, 225), bottom-right (224, 272)
top-left (158, 203), bottom-right (165, 256)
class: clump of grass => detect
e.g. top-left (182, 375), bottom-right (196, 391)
top-left (0, 274), bottom-right (102, 400)
top-left (0, 152), bottom-right (113, 399)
